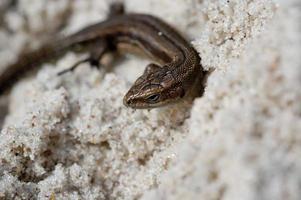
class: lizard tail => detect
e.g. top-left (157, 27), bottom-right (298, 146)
top-left (0, 41), bottom-right (65, 95)
top-left (0, 3), bottom-right (126, 96)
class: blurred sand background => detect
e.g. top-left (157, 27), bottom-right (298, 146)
top-left (0, 0), bottom-right (300, 199)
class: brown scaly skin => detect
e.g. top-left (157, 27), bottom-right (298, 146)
top-left (0, 3), bottom-right (204, 109)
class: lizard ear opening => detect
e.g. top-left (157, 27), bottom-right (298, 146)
top-left (143, 63), bottom-right (161, 75)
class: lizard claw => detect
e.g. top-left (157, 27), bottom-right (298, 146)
top-left (57, 58), bottom-right (93, 76)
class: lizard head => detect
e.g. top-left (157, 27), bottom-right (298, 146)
top-left (123, 66), bottom-right (185, 109)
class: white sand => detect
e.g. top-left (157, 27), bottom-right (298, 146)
top-left (0, 0), bottom-right (300, 199)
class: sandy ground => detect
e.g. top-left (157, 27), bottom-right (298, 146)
top-left (0, 0), bottom-right (300, 199)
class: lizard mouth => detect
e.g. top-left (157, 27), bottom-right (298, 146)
top-left (123, 96), bottom-right (152, 109)
top-left (123, 94), bottom-right (168, 109)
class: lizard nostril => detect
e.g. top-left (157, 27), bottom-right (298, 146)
top-left (123, 97), bottom-right (132, 106)
top-left (127, 99), bottom-right (132, 105)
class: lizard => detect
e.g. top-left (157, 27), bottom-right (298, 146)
top-left (0, 3), bottom-right (204, 109)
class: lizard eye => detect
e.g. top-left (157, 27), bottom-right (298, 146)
top-left (146, 94), bottom-right (160, 103)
